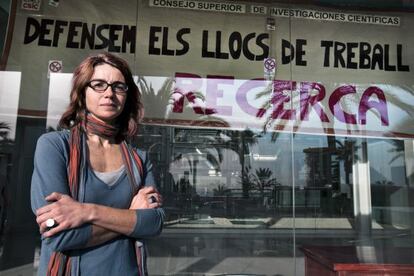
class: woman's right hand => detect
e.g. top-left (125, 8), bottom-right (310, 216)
top-left (36, 192), bottom-right (88, 237)
top-left (129, 186), bottom-right (162, 210)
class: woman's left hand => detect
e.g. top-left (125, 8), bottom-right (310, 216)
top-left (129, 186), bottom-right (163, 210)
top-left (36, 192), bottom-right (87, 237)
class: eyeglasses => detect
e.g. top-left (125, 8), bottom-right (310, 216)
top-left (87, 79), bottom-right (128, 94)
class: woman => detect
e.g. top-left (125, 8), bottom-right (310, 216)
top-left (31, 52), bottom-right (164, 276)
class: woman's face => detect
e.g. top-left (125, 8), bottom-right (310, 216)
top-left (85, 64), bottom-right (127, 123)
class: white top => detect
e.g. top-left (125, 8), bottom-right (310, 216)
top-left (93, 165), bottom-right (125, 186)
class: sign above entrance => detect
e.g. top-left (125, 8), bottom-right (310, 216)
top-left (149, 0), bottom-right (246, 13)
top-left (149, 1), bottom-right (400, 26)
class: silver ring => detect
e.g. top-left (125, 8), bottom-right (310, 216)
top-left (46, 218), bottom-right (56, 228)
top-left (149, 196), bottom-right (157, 203)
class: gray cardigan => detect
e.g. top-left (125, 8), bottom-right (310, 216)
top-left (31, 131), bottom-right (164, 275)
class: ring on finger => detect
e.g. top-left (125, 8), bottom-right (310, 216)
top-left (149, 195), bottom-right (157, 203)
top-left (46, 218), bottom-right (57, 228)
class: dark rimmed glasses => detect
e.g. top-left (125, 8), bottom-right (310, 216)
top-left (87, 79), bottom-right (128, 95)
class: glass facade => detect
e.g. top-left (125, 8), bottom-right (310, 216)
top-left (1, 0), bottom-right (413, 275)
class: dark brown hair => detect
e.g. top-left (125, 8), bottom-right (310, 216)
top-left (59, 52), bottom-right (143, 138)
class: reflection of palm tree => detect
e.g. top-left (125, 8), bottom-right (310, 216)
top-left (170, 88), bottom-right (229, 127)
top-left (251, 168), bottom-right (280, 197)
top-left (255, 81), bottom-right (274, 130)
top-left (374, 180), bottom-right (394, 185)
top-left (138, 76), bottom-right (173, 119)
top-left (139, 76), bottom-right (229, 127)
top-left (0, 122), bottom-right (11, 142)
top-left (336, 138), bottom-right (359, 194)
top-left (383, 85), bottom-right (414, 118)
top-left (214, 129), bottom-right (258, 198)
top-left (213, 184), bottom-right (229, 196)
top-left (205, 150), bottom-right (221, 170)
top-left (255, 81), bottom-right (292, 141)
top-left (238, 166), bottom-right (254, 197)
top-left (388, 140), bottom-right (404, 164)
top-left (255, 81), bottom-right (320, 140)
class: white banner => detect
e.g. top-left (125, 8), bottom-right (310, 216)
top-left (47, 73), bottom-right (414, 138)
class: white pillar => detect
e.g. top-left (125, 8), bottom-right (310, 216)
top-left (404, 140), bottom-right (414, 234)
top-left (352, 141), bottom-right (372, 236)
top-left (404, 140), bottom-right (414, 187)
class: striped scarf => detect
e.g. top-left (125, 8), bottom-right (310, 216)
top-left (47, 114), bottom-right (144, 276)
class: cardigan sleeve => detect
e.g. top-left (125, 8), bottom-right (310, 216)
top-left (31, 133), bottom-right (92, 251)
top-left (129, 151), bottom-right (165, 238)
